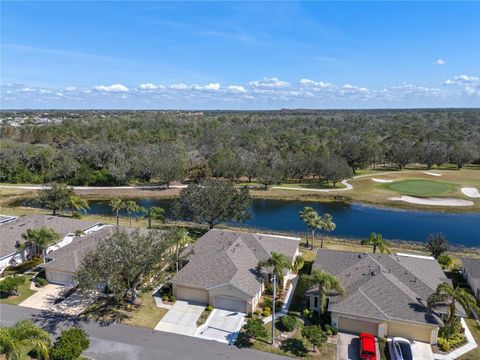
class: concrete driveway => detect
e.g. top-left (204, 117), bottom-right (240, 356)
top-left (19, 284), bottom-right (65, 310)
top-left (337, 333), bottom-right (381, 360)
top-left (155, 300), bottom-right (205, 336)
top-left (196, 309), bottom-right (245, 344)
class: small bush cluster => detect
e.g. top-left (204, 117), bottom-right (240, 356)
top-left (263, 307), bottom-right (271, 317)
top-left (262, 297), bottom-right (284, 312)
top-left (281, 315), bottom-right (297, 332)
top-left (206, 305), bottom-right (213, 312)
top-left (36, 277), bottom-right (48, 287)
top-left (51, 328), bottom-right (90, 360)
top-left (4, 258), bottom-right (42, 275)
top-left (324, 324), bottom-right (338, 336)
top-left (255, 309), bottom-right (262, 316)
top-left (0, 275), bottom-right (26, 296)
top-left (437, 334), bottom-right (466, 352)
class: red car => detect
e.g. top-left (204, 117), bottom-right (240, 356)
top-left (359, 333), bottom-right (377, 360)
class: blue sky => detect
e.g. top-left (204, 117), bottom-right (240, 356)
top-left (1, 1), bottom-right (479, 109)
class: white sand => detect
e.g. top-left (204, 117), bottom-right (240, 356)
top-left (461, 187), bottom-right (480, 198)
top-left (371, 178), bottom-right (394, 183)
top-left (423, 171), bottom-right (442, 177)
top-left (389, 195), bottom-right (474, 207)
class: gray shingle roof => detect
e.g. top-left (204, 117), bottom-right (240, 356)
top-left (461, 257), bottom-right (480, 279)
top-left (0, 214), bottom-right (99, 258)
top-left (172, 229), bottom-right (299, 296)
top-left (44, 225), bottom-right (158, 273)
top-left (311, 249), bottom-right (449, 326)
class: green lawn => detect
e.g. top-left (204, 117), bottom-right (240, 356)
top-left (385, 179), bottom-right (455, 197)
top-left (458, 318), bottom-right (480, 360)
top-left (239, 317), bottom-right (336, 359)
top-left (0, 274), bottom-right (37, 305)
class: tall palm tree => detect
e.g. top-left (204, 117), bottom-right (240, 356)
top-left (172, 228), bottom-right (193, 273)
top-left (299, 207), bottom-right (315, 248)
top-left (68, 194), bottom-right (89, 216)
top-left (0, 320), bottom-right (50, 360)
top-left (109, 198), bottom-right (125, 226)
top-left (141, 206), bottom-right (166, 229)
top-left (320, 213), bottom-right (336, 248)
top-left (300, 269), bottom-right (344, 314)
top-left (308, 212), bottom-right (323, 249)
top-left (258, 252), bottom-right (292, 346)
top-left (428, 283), bottom-right (478, 337)
top-left (361, 232), bottom-right (391, 254)
top-left (125, 200), bottom-right (140, 227)
top-left (22, 227), bottom-right (60, 265)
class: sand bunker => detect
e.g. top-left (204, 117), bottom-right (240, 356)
top-left (423, 171), bottom-right (442, 177)
top-left (389, 195), bottom-right (473, 207)
top-left (371, 178), bottom-right (394, 183)
top-left (461, 187), bottom-right (480, 198)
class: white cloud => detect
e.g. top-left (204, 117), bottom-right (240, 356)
top-left (64, 86), bottom-right (77, 91)
top-left (20, 87), bottom-right (35, 92)
top-left (39, 89), bottom-right (51, 94)
top-left (250, 77), bottom-right (290, 88)
top-left (227, 85), bottom-right (247, 93)
top-left (436, 58), bottom-right (445, 65)
top-left (444, 75), bottom-right (479, 85)
top-left (138, 83), bottom-right (158, 90)
top-left (342, 84), bottom-right (369, 93)
top-left (299, 78), bottom-right (333, 89)
top-left (193, 82), bottom-right (221, 91)
top-left (169, 83), bottom-right (189, 90)
top-left (94, 84), bottom-right (129, 92)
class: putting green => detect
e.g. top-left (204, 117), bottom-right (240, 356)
top-left (386, 179), bottom-right (455, 197)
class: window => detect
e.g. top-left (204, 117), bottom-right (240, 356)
top-left (314, 296), bottom-right (318, 308)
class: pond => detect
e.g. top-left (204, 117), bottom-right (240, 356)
top-left (64, 198), bottom-right (480, 247)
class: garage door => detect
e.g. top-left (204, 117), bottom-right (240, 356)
top-left (175, 286), bottom-right (208, 304)
top-left (46, 270), bottom-right (75, 286)
top-left (388, 321), bottom-right (432, 343)
top-left (338, 317), bottom-right (378, 335)
top-left (214, 296), bottom-right (247, 313)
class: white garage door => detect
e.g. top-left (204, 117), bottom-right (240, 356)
top-left (215, 296), bottom-right (247, 313)
top-left (176, 286), bottom-right (208, 304)
top-left (338, 317), bottom-right (379, 335)
top-left (46, 270), bottom-right (75, 286)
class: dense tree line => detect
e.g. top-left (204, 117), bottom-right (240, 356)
top-left (1, 109), bottom-right (479, 185)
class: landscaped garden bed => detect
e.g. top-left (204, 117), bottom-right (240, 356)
top-left (196, 305), bottom-right (213, 327)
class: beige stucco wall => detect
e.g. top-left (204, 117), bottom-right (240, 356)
top-left (209, 283), bottom-right (261, 313)
top-left (387, 320), bottom-right (438, 344)
top-left (173, 285), bottom-right (209, 304)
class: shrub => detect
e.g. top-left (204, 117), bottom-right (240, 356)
top-left (301, 325), bottom-right (327, 351)
top-left (51, 328), bottom-right (89, 360)
top-left (244, 318), bottom-right (267, 339)
top-left (437, 334), bottom-right (466, 352)
top-left (206, 305), bottom-right (213, 312)
top-left (263, 306), bottom-right (271, 313)
top-left (281, 315), bottom-right (297, 332)
top-left (263, 309), bottom-right (271, 317)
top-left (303, 309), bottom-right (311, 318)
top-left (162, 295), bottom-right (169, 301)
top-left (255, 309), bottom-right (262, 316)
top-left (262, 298), bottom-right (283, 311)
top-left (4, 258), bottom-right (42, 274)
top-left (71, 212), bottom-right (82, 219)
top-left (169, 295), bottom-right (176, 302)
top-left (0, 275), bottom-right (26, 296)
top-left (36, 278), bottom-right (48, 287)
top-left (324, 324), bottom-right (338, 335)
top-left (264, 284), bottom-right (273, 295)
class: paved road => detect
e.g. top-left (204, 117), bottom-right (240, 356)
top-left (0, 304), bottom-right (285, 360)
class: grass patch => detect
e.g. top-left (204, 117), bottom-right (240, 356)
top-left (0, 274), bottom-right (37, 305)
top-left (196, 306), bottom-right (213, 327)
top-left (458, 318), bottom-right (480, 360)
top-left (82, 291), bottom-right (167, 329)
top-left (240, 317), bottom-right (336, 359)
top-left (385, 179), bottom-right (455, 197)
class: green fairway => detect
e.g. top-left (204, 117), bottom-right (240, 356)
top-left (386, 179), bottom-right (454, 196)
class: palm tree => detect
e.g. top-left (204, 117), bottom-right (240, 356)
top-left (141, 206), bottom-right (166, 229)
top-left (319, 213), bottom-right (336, 248)
top-left (428, 283), bottom-right (478, 338)
top-left (172, 228), bottom-right (193, 273)
top-left (109, 198), bottom-right (125, 226)
top-left (258, 252), bottom-right (292, 346)
top-left (125, 200), bottom-right (140, 227)
top-left (68, 194), bottom-right (89, 216)
top-left (0, 320), bottom-right (50, 360)
top-left (299, 207), bottom-right (315, 248)
top-left (361, 232), bottom-right (391, 254)
top-left (300, 269), bottom-right (344, 314)
top-left (22, 227), bottom-right (60, 265)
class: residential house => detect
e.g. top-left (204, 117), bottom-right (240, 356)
top-left (0, 214), bottom-right (102, 272)
top-left (44, 225), bottom-right (156, 286)
top-left (171, 229), bottom-right (300, 314)
top-left (307, 249), bottom-right (453, 344)
top-left (461, 257), bottom-right (480, 300)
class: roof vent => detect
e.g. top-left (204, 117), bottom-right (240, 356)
top-left (358, 253), bottom-right (367, 258)
top-left (371, 270), bottom-right (377, 276)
